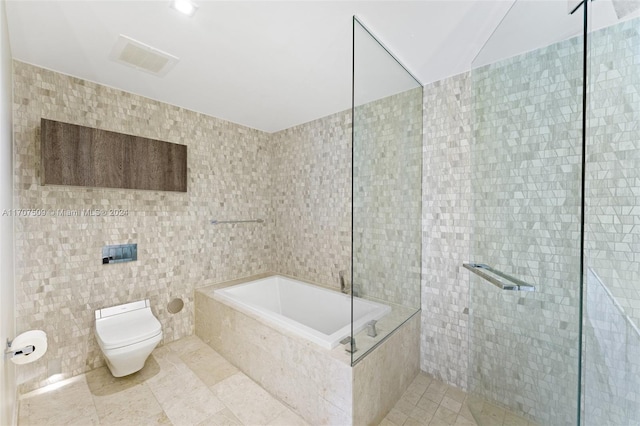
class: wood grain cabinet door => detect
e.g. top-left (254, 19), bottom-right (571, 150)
top-left (41, 118), bottom-right (187, 192)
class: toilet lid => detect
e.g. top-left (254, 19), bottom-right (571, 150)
top-left (96, 308), bottom-right (162, 350)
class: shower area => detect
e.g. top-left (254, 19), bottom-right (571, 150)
top-left (462, 0), bottom-right (640, 425)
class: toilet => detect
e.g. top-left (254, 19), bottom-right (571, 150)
top-left (95, 299), bottom-right (162, 377)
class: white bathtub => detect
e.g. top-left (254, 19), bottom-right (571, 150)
top-left (213, 275), bottom-right (390, 349)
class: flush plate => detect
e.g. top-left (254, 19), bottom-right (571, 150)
top-left (102, 243), bottom-right (137, 264)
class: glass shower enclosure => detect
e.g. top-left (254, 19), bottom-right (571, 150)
top-left (351, 17), bottom-right (423, 364)
top-left (465, 0), bottom-right (640, 425)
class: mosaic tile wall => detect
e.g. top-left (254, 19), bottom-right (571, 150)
top-left (585, 17), bottom-right (640, 336)
top-left (421, 72), bottom-right (472, 390)
top-left (468, 36), bottom-right (584, 424)
top-left (353, 88), bottom-right (423, 308)
top-left (271, 111), bottom-right (352, 290)
top-left (583, 16), bottom-right (640, 425)
top-left (13, 61), bottom-right (276, 393)
top-left (583, 268), bottom-right (640, 425)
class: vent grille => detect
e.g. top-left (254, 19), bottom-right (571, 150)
top-left (110, 35), bottom-right (179, 76)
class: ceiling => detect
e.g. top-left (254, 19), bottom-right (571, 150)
top-left (5, 1), bottom-right (633, 133)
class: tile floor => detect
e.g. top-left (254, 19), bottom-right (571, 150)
top-left (19, 335), bottom-right (308, 426)
top-left (19, 335), bottom-right (534, 426)
top-left (382, 373), bottom-right (536, 426)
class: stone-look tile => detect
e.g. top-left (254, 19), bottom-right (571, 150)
top-left (267, 408), bottom-right (310, 426)
top-left (433, 405), bottom-right (458, 425)
top-left (381, 373), bottom-right (492, 426)
top-left (211, 373), bottom-right (287, 425)
top-left (408, 406), bottom-right (435, 425)
top-left (353, 314), bottom-right (420, 426)
top-left (385, 408), bottom-right (409, 426)
top-left (19, 377), bottom-right (99, 425)
top-left (197, 408), bottom-right (243, 426)
top-left (502, 412), bottom-right (530, 426)
top-left (352, 88), bottom-right (423, 310)
top-left (473, 402), bottom-right (506, 426)
top-left (179, 345), bottom-right (239, 387)
top-left (160, 385), bottom-right (225, 425)
top-left (417, 398), bottom-right (440, 418)
top-left (92, 383), bottom-right (164, 425)
top-left (583, 16), bottom-right (640, 426)
top-left (13, 61), bottom-right (276, 393)
top-left (468, 35), bottom-right (583, 425)
top-left (421, 389), bottom-right (445, 405)
top-left (405, 419), bottom-right (428, 426)
top-left (166, 334), bottom-right (211, 357)
top-left (85, 363), bottom-right (158, 397)
top-left (422, 71), bottom-right (472, 391)
top-left (22, 336), bottom-right (326, 426)
top-left (146, 361), bottom-right (204, 405)
top-left (271, 111), bottom-right (351, 290)
top-left (196, 287), bottom-right (354, 425)
top-left (444, 387), bottom-right (466, 404)
top-left (453, 415), bottom-right (477, 426)
top-left (440, 396), bottom-right (462, 414)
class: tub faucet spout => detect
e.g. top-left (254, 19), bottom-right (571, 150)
top-left (339, 270), bottom-right (350, 294)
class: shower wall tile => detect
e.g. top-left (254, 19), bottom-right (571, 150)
top-left (270, 111), bottom-right (352, 289)
top-left (13, 61), bottom-right (276, 393)
top-left (584, 17), bottom-right (640, 425)
top-left (583, 268), bottom-right (640, 425)
top-left (353, 88), bottom-right (423, 308)
top-left (585, 17), bottom-right (640, 332)
top-left (469, 37), bottom-right (584, 425)
top-left (421, 72), bottom-right (472, 391)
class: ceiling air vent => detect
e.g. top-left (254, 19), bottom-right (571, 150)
top-left (109, 35), bottom-right (179, 77)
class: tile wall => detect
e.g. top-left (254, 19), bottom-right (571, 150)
top-left (583, 16), bottom-right (640, 425)
top-left (13, 61), bottom-right (276, 393)
top-left (585, 17), bottom-right (640, 334)
top-left (353, 88), bottom-right (423, 308)
top-left (421, 72), bottom-right (472, 390)
top-left (468, 36), bottom-right (584, 424)
top-left (420, 14), bottom-right (640, 425)
top-left (583, 268), bottom-right (640, 425)
top-left (271, 111), bottom-right (352, 290)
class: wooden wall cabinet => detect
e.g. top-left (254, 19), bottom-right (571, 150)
top-left (41, 118), bottom-right (187, 192)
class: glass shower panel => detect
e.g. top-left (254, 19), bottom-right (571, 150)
top-left (351, 17), bottom-right (422, 364)
top-left (467, 1), bottom-right (585, 424)
top-left (583, 2), bottom-right (640, 424)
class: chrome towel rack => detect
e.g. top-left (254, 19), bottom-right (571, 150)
top-left (463, 263), bottom-right (535, 292)
top-left (210, 219), bottom-right (264, 225)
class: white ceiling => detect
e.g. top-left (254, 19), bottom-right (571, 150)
top-left (5, 0), bottom-right (633, 133)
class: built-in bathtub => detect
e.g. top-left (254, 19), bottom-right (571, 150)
top-left (195, 273), bottom-right (420, 425)
top-left (213, 275), bottom-right (390, 349)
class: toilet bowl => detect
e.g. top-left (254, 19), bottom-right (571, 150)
top-left (95, 299), bottom-right (162, 377)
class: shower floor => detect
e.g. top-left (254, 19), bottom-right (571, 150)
top-left (381, 373), bottom-right (536, 426)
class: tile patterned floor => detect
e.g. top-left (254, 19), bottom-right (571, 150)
top-left (381, 373), bottom-right (536, 426)
top-left (18, 335), bottom-right (309, 426)
top-left (19, 335), bottom-right (534, 426)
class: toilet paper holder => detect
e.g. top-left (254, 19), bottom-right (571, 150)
top-left (4, 338), bottom-right (35, 359)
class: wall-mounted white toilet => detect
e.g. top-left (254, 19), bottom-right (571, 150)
top-left (95, 299), bottom-right (162, 377)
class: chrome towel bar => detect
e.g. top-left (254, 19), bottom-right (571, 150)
top-left (463, 263), bottom-right (535, 292)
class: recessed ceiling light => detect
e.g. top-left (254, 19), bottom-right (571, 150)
top-left (170, 0), bottom-right (198, 17)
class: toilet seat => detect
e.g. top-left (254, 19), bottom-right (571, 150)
top-left (96, 304), bottom-right (162, 350)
